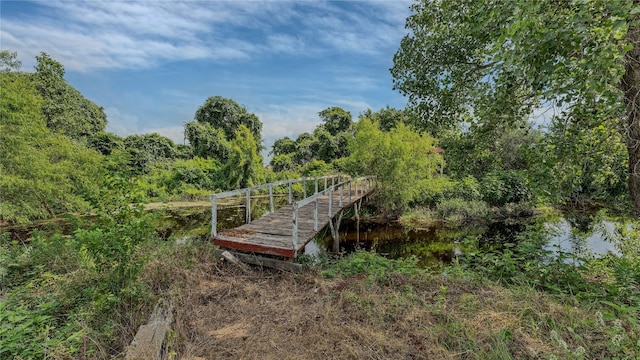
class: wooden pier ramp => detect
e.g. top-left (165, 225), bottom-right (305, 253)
top-left (211, 175), bottom-right (375, 258)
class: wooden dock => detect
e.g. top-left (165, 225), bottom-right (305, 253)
top-left (211, 176), bottom-right (375, 258)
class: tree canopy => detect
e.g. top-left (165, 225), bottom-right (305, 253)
top-left (192, 96), bottom-right (262, 143)
top-left (319, 106), bottom-right (353, 135)
top-left (33, 52), bottom-right (107, 140)
top-left (0, 71), bottom-right (103, 223)
top-left (392, 0), bottom-right (640, 212)
top-left (349, 118), bottom-right (443, 216)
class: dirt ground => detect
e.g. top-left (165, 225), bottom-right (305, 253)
top-left (167, 266), bottom-right (439, 359)
top-left (141, 247), bottom-right (596, 360)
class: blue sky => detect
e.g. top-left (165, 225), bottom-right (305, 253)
top-left (1, 0), bottom-right (412, 153)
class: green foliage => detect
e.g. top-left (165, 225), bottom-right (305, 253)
top-left (87, 131), bottom-right (124, 155)
top-left (529, 119), bottom-right (629, 205)
top-left (124, 133), bottom-right (177, 160)
top-left (318, 106), bottom-right (352, 135)
top-left (441, 120), bottom-right (537, 180)
top-left (33, 52), bottom-right (107, 140)
top-left (0, 50), bottom-right (21, 73)
top-left (192, 95), bottom-right (262, 143)
top-left (184, 120), bottom-right (230, 161)
top-left (300, 159), bottom-right (332, 177)
top-left (270, 137), bottom-right (297, 157)
top-left (0, 71), bottom-right (103, 223)
top-left (270, 153), bottom-right (297, 172)
top-left (480, 170), bottom-right (533, 207)
top-left (322, 251), bottom-right (420, 282)
top-left (391, 0), bottom-right (638, 210)
top-left (435, 198), bottom-right (490, 223)
top-left (463, 216), bottom-right (640, 306)
top-left (0, 176), bottom-right (157, 358)
top-left (270, 107), bottom-right (354, 171)
top-left (349, 119), bottom-right (443, 216)
top-left (135, 156), bottom-right (223, 200)
top-left (359, 106), bottom-right (417, 132)
top-left (224, 125), bottom-right (264, 189)
top-left (292, 132), bottom-right (317, 165)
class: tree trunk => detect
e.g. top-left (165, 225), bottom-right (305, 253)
top-left (623, 14), bottom-right (640, 216)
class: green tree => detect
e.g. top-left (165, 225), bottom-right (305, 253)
top-left (0, 72), bottom-right (102, 223)
top-left (123, 133), bottom-right (177, 160)
top-left (442, 118), bottom-right (537, 179)
top-left (33, 52), bottom-right (107, 140)
top-left (224, 125), bottom-right (264, 189)
top-left (270, 137), bottom-right (297, 157)
top-left (349, 119), bottom-right (442, 217)
top-left (0, 50), bottom-right (21, 73)
top-left (270, 153), bottom-right (297, 172)
top-left (87, 131), bottom-right (124, 156)
top-left (391, 0), bottom-right (640, 211)
top-left (184, 121), bottom-right (229, 161)
top-left (121, 133), bottom-right (178, 175)
top-left (359, 106), bottom-right (415, 132)
top-left (318, 107), bottom-right (352, 135)
top-left (191, 96), bottom-right (262, 143)
top-left (293, 132), bottom-right (317, 166)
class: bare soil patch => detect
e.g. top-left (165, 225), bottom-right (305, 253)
top-left (142, 248), bottom-right (598, 360)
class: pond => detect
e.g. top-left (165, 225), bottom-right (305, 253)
top-left (155, 202), bottom-right (628, 267)
top-left (2, 199), bottom-right (629, 268)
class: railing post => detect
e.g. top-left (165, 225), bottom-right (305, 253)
top-left (315, 178), bottom-right (318, 194)
top-left (292, 204), bottom-right (299, 252)
top-left (348, 180), bottom-right (352, 203)
top-left (246, 189), bottom-right (251, 223)
top-left (328, 188), bottom-right (333, 216)
top-left (288, 181), bottom-right (293, 204)
top-left (211, 195), bottom-right (217, 238)
top-left (269, 185), bottom-right (274, 213)
top-left (355, 179), bottom-right (358, 196)
top-left (324, 177), bottom-right (327, 191)
top-left (303, 179), bottom-right (307, 198)
top-left (339, 184), bottom-right (343, 207)
top-left (314, 198), bottom-right (319, 231)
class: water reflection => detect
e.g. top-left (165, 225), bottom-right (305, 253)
top-left (2, 200), bottom-right (629, 268)
top-left (544, 217), bottom-right (621, 258)
top-left (321, 212), bottom-right (626, 267)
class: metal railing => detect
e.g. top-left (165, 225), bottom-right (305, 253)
top-left (291, 176), bottom-right (375, 251)
top-left (211, 175), bottom-right (376, 250)
top-left (210, 175), bottom-right (342, 238)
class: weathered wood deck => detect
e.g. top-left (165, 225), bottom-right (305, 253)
top-left (211, 176), bottom-right (374, 258)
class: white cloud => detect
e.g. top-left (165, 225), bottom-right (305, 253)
top-left (147, 126), bottom-right (186, 145)
top-left (105, 106), bottom-right (186, 144)
top-left (105, 106), bottom-right (140, 136)
top-left (256, 103), bottom-right (324, 140)
top-left (2, 0), bottom-right (412, 72)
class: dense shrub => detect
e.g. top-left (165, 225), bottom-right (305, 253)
top-left (480, 170), bottom-right (532, 206)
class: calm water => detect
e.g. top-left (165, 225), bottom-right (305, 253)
top-left (2, 200), bottom-right (628, 268)
top-left (155, 203), bottom-right (627, 267)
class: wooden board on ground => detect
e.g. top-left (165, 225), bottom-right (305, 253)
top-left (215, 249), bottom-right (302, 273)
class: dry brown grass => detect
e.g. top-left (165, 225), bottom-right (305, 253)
top-left (141, 244), bottom-right (612, 360)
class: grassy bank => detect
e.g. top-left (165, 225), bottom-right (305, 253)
top-left (159, 247), bottom-right (638, 359)
top-left (2, 220), bottom-right (638, 359)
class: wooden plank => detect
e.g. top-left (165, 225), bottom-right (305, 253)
top-left (216, 250), bottom-right (303, 273)
top-left (213, 237), bottom-right (295, 257)
top-left (212, 177), bottom-right (375, 258)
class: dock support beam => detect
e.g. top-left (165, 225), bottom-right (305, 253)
top-left (329, 210), bottom-right (344, 253)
